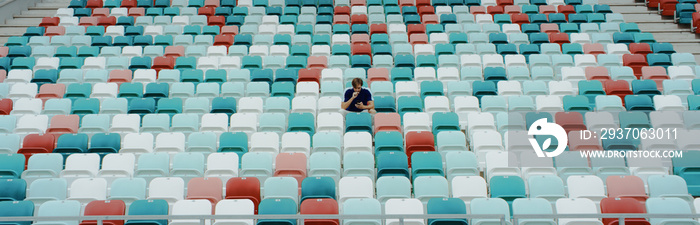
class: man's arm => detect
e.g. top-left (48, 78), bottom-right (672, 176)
top-left (363, 100), bottom-right (374, 110)
top-left (341, 91), bottom-right (358, 110)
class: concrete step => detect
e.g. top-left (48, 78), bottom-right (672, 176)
top-left (0, 29), bottom-right (29, 36)
top-left (34, 2), bottom-right (69, 7)
top-left (600, 0), bottom-right (642, 6)
top-left (15, 10), bottom-right (57, 18)
top-left (638, 23), bottom-right (690, 31)
top-left (4, 18), bottom-right (42, 26)
top-left (611, 5), bottom-right (656, 14)
top-left (650, 32), bottom-right (700, 39)
top-left (615, 0), bottom-right (700, 63)
top-left (28, 5), bottom-right (64, 10)
top-left (672, 43), bottom-right (700, 54)
top-left (623, 14), bottom-right (675, 23)
top-left (642, 28), bottom-right (691, 33)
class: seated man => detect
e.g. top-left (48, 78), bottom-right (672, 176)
top-left (342, 78), bottom-right (375, 114)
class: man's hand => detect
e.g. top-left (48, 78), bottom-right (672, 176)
top-left (355, 102), bottom-right (365, 109)
top-left (351, 91), bottom-right (359, 99)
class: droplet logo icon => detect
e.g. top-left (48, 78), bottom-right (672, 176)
top-left (528, 118), bottom-right (567, 157)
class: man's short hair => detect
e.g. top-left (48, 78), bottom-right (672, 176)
top-left (351, 78), bottom-right (363, 88)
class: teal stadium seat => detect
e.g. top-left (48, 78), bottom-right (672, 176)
top-left (0, 154), bottom-right (24, 178)
top-left (0, 201), bottom-right (34, 225)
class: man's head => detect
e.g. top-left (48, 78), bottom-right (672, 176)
top-left (351, 78), bottom-right (363, 92)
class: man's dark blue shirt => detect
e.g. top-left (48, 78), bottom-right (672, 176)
top-left (343, 87), bottom-right (373, 112)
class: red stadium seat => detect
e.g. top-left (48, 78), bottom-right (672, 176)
top-left (35, 83), bottom-right (66, 101)
top-left (540, 23), bottom-right (560, 34)
top-left (641, 66), bottom-right (670, 91)
top-left (694, 12), bottom-right (700, 33)
top-left (0, 99), bottom-right (12, 115)
top-left (409, 33), bottom-right (429, 45)
top-left (470, 6), bottom-right (487, 14)
top-left (629, 43), bottom-right (653, 56)
top-left (568, 131), bottom-right (603, 151)
top-left (46, 115), bottom-right (80, 139)
top-left (187, 177), bottom-right (223, 208)
top-left (308, 56), bottom-right (328, 69)
top-left (604, 80), bottom-right (633, 106)
top-left (80, 200), bottom-right (126, 225)
top-left (335, 6), bottom-right (350, 15)
top-left (221, 26), bottom-right (239, 35)
top-left (92, 8), bottom-right (111, 17)
top-left (421, 14), bottom-right (439, 24)
top-left (214, 35), bottom-right (234, 46)
top-left (39, 17), bottom-right (60, 28)
top-left (367, 68), bottom-right (389, 84)
top-left (600, 197), bottom-right (650, 225)
top-left (350, 0), bottom-right (365, 6)
top-left (487, 6), bottom-right (504, 15)
top-left (351, 14), bottom-right (368, 24)
top-left (165, 46), bottom-right (185, 57)
top-left (300, 198), bottom-right (340, 225)
top-left (0, 70), bottom-right (6, 82)
top-left (45, 26), bottom-right (66, 36)
top-left (97, 16), bottom-right (117, 27)
top-left (606, 175), bottom-right (649, 202)
top-left (199, 7), bottom-right (216, 16)
top-left (405, 131), bottom-right (435, 165)
top-left (497, 0), bottom-right (513, 5)
top-left (370, 24), bottom-right (387, 35)
top-left (623, 54), bottom-right (649, 78)
top-left (583, 43), bottom-right (606, 56)
top-left (351, 34), bottom-right (370, 45)
top-left (18, 134), bottom-right (56, 159)
top-left (108, 69), bottom-right (133, 86)
top-left (351, 44), bottom-right (371, 56)
top-left (648, 0), bottom-right (661, 8)
top-left (549, 32), bottom-right (570, 45)
top-left (407, 24), bottom-right (426, 37)
top-left (128, 7), bottom-right (145, 17)
top-left (584, 67), bottom-right (611, 81)
top-left (152, 57), bottom-right (175, 72)
top-left (225, 177), bottom-right (261, 213)
top-left (511, 13), bottom-right (530, 24)
top-left (298, 68), bottom-right (321, 84)
top-left (399, 0), bottom-right (414, 7)
top-left (418, 6), bottom-right (435, 15)
top-left (86, 0), bottom-right (103, 8)
top-left (273, 153), bottom-right (307, 186)
top-left (79, 17), bottom-right (99, 26)
top-left (660, 0), bottom-right (679, 16)
top-left (504, 5), bottom-right (521, 14)
top-left (539, 5), bottom-right (556, 14)
top-left (554, 112), bottom-right (587, 134)
top-left (121, 0), bottom-right (137, 8)
top-left (641, 66), bottom-right (669, 80)
top-left (204, 0), bottom-right (221, 7)
top-left (416, 0), bottom-right (431, 8)
top-left (374, 113), bottom-right (402, 133)
top-left (558, 5), bottom-right (576, 16)
top-left (209, 16), bottom-right (226, 26)
top-left (334, 15), bottom-right (350, 24)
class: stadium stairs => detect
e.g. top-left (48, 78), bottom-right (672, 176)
top-left (0, 0), bottom-right (69, 44)
top-left (1, 0), bottom-right (698, 64)
top-left (601, 0), bottom-right (700, 64)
